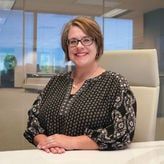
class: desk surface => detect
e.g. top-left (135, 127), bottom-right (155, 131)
top-left (0, 141), bottom-right (164, 164)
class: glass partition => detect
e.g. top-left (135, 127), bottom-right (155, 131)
top-left (0, 0), bottom-right (163, 151)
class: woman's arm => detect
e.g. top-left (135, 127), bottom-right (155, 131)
top-left (23, 96), bottom-right (45, 144)
top-left (85, 89), bottom-right (137, 150)
top-left (23, 76), bottom-right (56, 144)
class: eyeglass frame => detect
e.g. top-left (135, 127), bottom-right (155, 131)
top-left (67, 36), bottom-right (94, 47)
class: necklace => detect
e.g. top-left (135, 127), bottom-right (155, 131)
top-left (72, 66), bottom-right (99, 89)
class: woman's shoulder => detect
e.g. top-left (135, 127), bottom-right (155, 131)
top-left (103, 70), bottom-right (127, 80)
top-left (103, 70), bottom-right (130, 89)
top-left (50, 71), bottom-right (70, 80)
top-left (43, 72), bottom-right (70, 88)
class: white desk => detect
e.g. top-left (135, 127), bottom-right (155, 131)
top-left (0, 141), bottom-right (164, 164)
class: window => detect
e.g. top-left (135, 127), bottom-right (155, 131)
top-left (96, 17), bottom-right (133, 50)
top-left (36, 14), bottom-right (76, 73)
top-left (36, 14), bottom-right (133, 73)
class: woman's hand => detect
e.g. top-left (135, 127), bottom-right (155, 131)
top-left (34, 134), bottom-right (66, 154)
top-left (37, 134), bottom-right (98, 152)
top-left (37, 134), bottom-right (75, 152)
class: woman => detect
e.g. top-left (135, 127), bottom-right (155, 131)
top-left (24, 16), bottom-right (136, 154)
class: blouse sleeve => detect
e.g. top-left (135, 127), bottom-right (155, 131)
top-left (23, 76), bottom-right (56, 144)
top-left (84, 75), bottom-right (137, 150)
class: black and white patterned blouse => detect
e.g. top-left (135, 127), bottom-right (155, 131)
top-left (24, 71), bottom-right (136, 150)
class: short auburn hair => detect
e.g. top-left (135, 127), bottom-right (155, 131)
top-left (61, 16), bottom-right (104, 61)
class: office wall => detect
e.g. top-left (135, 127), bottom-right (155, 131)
top-left (144, 8), bottom-right (164, 116)
top-left (133, 15), bottom-right (144, 49)
top-left (144, 8), bottom-right (164, 73)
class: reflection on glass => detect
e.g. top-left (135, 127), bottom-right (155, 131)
top-left (0, 9), bottom-right (23, 88)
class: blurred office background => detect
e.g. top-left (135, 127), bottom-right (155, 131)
top-left (0, 0), bottom-right (164, 150)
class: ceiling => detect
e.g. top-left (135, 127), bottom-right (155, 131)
top-left (3, 0), bottom-right (164, 18)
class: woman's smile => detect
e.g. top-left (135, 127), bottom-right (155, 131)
top-left (74, 52), bottom-right (88, 57)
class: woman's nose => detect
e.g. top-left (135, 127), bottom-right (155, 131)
top-left (76, 40), bottom-right (84, 47)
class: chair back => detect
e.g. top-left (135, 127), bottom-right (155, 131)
top-left (98, 49), bottom-right (160, 142)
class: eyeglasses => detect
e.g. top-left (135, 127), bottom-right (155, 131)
top-left (67, 36), bottom-right (94, 47)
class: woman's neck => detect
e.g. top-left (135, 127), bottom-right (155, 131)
top-left (72, 63), bottom-right (100, 82)
top-left (71, 63), bottom-right (105, 93)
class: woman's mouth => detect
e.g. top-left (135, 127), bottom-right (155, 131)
top-left (75, 52), bottom-right (87, 57)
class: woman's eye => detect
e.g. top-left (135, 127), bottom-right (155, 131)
top-left (83, 39), bottom-right (90, 42)
top-left (70, 40), bottom-right (77, 44)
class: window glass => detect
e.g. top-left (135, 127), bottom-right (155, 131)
top-left (103, 18), bottom-right (133, 50)
top-left (36, 14), bottom-right (133, 74)
top-left (24, 12), bottom-right (35, 74)
top-left (37, 14), bottom-right (76, 73)
top-left (0, 10), bottom-right (23, 87)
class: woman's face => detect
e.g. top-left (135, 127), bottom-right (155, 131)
top-left (67, 26), bottom-right (97, 68)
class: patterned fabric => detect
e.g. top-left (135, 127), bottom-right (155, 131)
top-left (24, 71), bottom-right (136, 150)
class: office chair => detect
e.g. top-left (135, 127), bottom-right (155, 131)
top-left (98, 49), bottom-right (160, 142)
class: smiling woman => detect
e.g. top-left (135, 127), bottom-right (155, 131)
top-left (24, 16), bottom-right (137, 154)
top-left (0, 0), bottom-right (163, 153)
